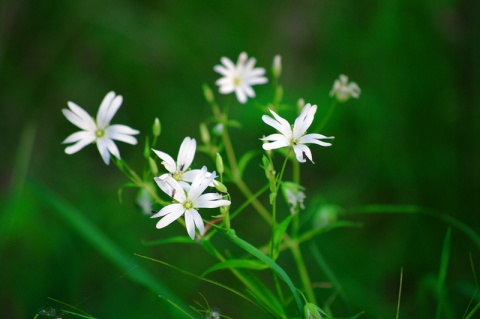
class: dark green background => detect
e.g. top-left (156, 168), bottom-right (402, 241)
top-left (1, 0), bottom-right (479, 318)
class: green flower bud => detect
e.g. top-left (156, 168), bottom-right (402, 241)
top-left (272, 54), bottom-right (282, 79)
top-left (213, 180), bottom-right (228, 194)
top-left (148, 156), bottom-right (158, 176)
top-left (216, 153), bottom-right (224, 175)
top-left (153, 118), bottom-right (161, 137)
top-left (200, 122), bottom-right (211, 145)
top-left (203, 83), bottom-right (215, 104)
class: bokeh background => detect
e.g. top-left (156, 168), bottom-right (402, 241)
top-left (1, 0), bottom-right (479, 318)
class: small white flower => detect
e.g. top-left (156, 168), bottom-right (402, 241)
top-left (62, 91), bottom-right (139, 165)
top-left (153, 137), bottom-right (201, 190)
top-left (261, 103), bottom-right (334, 163)
top-left (282, 182), bottom-right (306, 214)
top-left (152, 167), bottom-right (231, 239)
top-left (214, 52), bottom-right (268, 104)
top-left (329, 74), bottom-right (361, 102)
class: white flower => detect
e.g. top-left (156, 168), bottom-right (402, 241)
top-left (152, 167), bottom-right (231, 239)
top-left (152, 137), bottom-right (202, 190)
top-left (261, 103), bottom-right (334, 163)
top-left (282, 182), bottom-right (306, 214)
top-left (329, 74), bottom-right (361, 102)
top-left (62, 91), bottom-right (139, 165)
top-left (214, 52), bottom-right (268, 104)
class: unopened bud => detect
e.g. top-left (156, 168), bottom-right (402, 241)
top-left (213, 180), bottom-right (228, 193)
top-left (200, 123), bottom-right (210, 145)
top-left (297, 98), bottom-right (305, 113)
top-left (272, 54), bottom-right (282, 79)
top-left (153, 118), bottom-right (161, 137)
top-left (203, 84), bottom-right (215, 104)
top-left (148, 156), bottom-right (158, 176)
top-left (216, 153), bottom-right (224, 175)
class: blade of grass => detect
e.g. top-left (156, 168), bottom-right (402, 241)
top-left (310, 243), bottom-right (348, 304)
top-left (28, 180), bottom-right (194, 319)
top-left (396, 267), bottom-right (403, 319)
top-left (436, 228), bottom-right (451, 319)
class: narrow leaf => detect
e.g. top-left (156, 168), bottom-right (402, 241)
top-left (202, 259), bottom-right (268, 276)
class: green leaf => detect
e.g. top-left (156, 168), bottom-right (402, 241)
top-left (270, 214), bottom-right (294, 260)
top-left (436, 228), bottom-right (451, 319)
top-left (202, 259), bottom-right (268, 276)
top-left (221, 228), bottom-right (304, 316)
top-left (142, 236), bottom-right (196, 246)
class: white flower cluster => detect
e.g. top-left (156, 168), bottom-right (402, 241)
top-left (151, 138), bottom-right (231, 239)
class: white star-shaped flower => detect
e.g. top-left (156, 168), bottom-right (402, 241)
top-left (62, 91), bottom-right (139, 165)
top-left (261, 103), bottom-right (334, 163)
top-left (329, 74), bottom-right (361, 102)
top-left (214, 52), bottom-right (268, 104)
top-left (152, 167), bottom-right (231, 239)
top-left (152, 137), bottom-right (203, 190)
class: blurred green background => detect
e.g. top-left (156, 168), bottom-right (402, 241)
top-left (1, 0), bottom-right (479, 318)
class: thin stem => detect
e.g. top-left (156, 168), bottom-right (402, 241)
top-left (289, 240), bottom-right (316, 304)
top-left (315, 99), bottom-right (338, 132)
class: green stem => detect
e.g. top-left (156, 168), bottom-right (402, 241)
top-left (315, 99), bottom-right (338, 132)
top-left (289, 240), bottom-right (316, 304)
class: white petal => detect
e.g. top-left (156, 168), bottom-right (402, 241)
top-left (214, 65), bottom-right (229, 76)
top-left (106, 125), bottom-right (139, 145)
top-left (96, 138), bottom-right (111, 165)
top-left (64, 135), bottom-right (95, 154)
top-left (262, 140), bottom-right (289, 151)
top-left (182, 169), bottom-right (203, 182)
top-left (103, 138), bottom-right (121, 159)
top-left (154, 205), bottom-right (185, 229)
top-left (102, 94), bottom-right (123, 127)
top-left (188, 167), bottom-right (216, 201)
top-left (235, 88), bottom-right (247, 104)
top-left (246, 75), bottom-right (268, 85)
top-left (152, 149), bottom-right (176, 174)
top-left (293, 104), bottom-right (316, 138)
top-left (184, 209), bottom-right (196, 239)
top-left (63, 105), bottom-right (96, 131)
top-left (218, 83), bottom-right (235, 94)
top-left (96, 92), bottom-right (116, 127)
top-left (151, 203), bottom-right (183, 218)
top-left (264, 110), bottom-right (292, 138)
top-left (299, 134), bottom-right (334, 147)
top-left (196, 193), bottom-right (231, 208)
top-left (62, 131), bottom-right (94, 144)
top-left (220, 57), bottom-right (236, 71)
top-left (293, 144), bottom-right (313, 163)
top-left (191, 209), bottom-right (205, 236)
top-left (177, 137), bottom-right (196, 171)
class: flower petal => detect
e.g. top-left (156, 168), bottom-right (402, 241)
top-left (293, 144), bottom-right (313, 163)
top-left (96, 92), bottom-right (116, 127)
top-left (152, 149), bottom-right (176, 174)
top-left (177, 137), bottom-right (196, 172)
top-left (63, 103), bottom-right (96, 131)
top-left (62, 131), bottom-right (95, 144)
top-left (151, 203), bottom-right (183, 218)
top-left (293, 104), bottom-right (316, 138)
top-left (154, 205), bottom-right (185, 229)
top-left (262, 110), bottom-right (292, 138)
top-left (64, 134), bottom-right (96, 154)
top-left (107, 125), bottom-right (139, 145)
top-left (196, 193), bottom-right (231, 208)
top-left (299, 134), bottom-right (334, 147)
top-left (188, 167), bottom-right (216, 201)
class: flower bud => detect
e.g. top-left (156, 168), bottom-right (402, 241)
top-left (272, 54), bottom-right (282, 79)
top-left (297, 98), bottom-right (305, 113)
top-left (213, 180), bottom-right (228, 193)
top-left (200, 122), bottom-right (211, 145)
top-left (148, 156), bottom-right (158, 176)
top-left (203, 83), bottom-right (215, 104)
top-left (215, 153), bottom-right (224, 175)
top-left (153, 118), bottom-right (161, 137)
top-left (329, 74), bottom-right (361, 102)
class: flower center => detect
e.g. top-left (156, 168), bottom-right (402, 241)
top-left (172, 171), bottom-right (184, 181)
top-left (232, 75), bottom-right (242, 87)
top-left (184, 201), bottom-right (193, 210)
top-left (290, 138), bottom-right (299, 146)
top-left (95, 129), bottom-right (105, 138)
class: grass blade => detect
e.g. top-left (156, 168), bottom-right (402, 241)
top-left (436, 228), bottom-right (451, 319)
